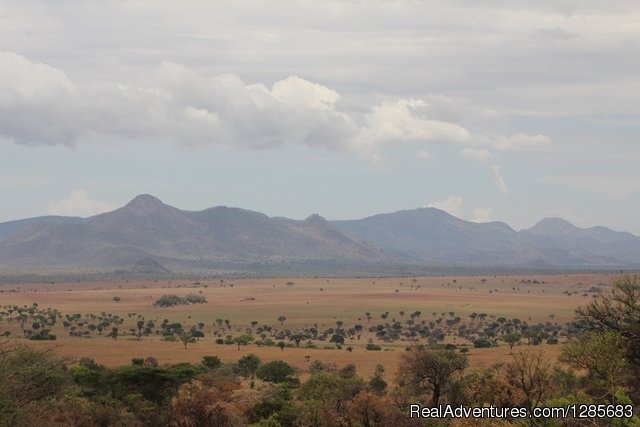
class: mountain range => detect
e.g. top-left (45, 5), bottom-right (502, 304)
top-left (0, 194), bottom-right (638, 273)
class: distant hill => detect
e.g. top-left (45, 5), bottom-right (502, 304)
top-left (0, 216), bottom-right (80, 242)
top-left (334, 208), bottom-right (523, 264)
top-left (334, 209), bottom-right (640, 267)
top-left (0, 195), bottom-right (384, 269)
top-left (0, 195), bottom-right (638, 272)
top-left (520, 217), bottom-right (640, 265)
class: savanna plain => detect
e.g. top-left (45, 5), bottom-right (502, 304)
top-left (1, 273), bottom-right (610, 376)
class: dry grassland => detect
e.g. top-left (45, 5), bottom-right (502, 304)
top-left (0, 273), bottom-right (616, 377)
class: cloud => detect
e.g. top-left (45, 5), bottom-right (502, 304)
top-left (268, 75), bottom-right (341, 111)
top-left (4, 1), bottom-right (640, 121)
top-left (416, 150), bottom-right (431, 160)
top-left (361, 99), bottom-right (471, 145)
top-left (492, 166), bottom-right (510, 194)
top-left (461, 147), bottom-right (495, 161)
top-left (470, 207), bottom-right (493, 223)
top-left (0, 51), bottom-right (79, 145)
top-left (428, 195), bottom-right (465, 218)
top-left (428, 195), bottom-right (493, 222)
top-left (0, 52), bottom-right (476, 161)
top-left (46, 190), bottom-right (113, 217)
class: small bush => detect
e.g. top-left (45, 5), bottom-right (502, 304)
top-left (473, 339), bottom-right (492, 348)
top-left (153, 293), bottom-right (207, 307)
top-left (256, 360), bottom-right (295, 383)
top-left (29, 331), bottom-right (56, 340)
top-left (202, 355), bottom-right (221, 369)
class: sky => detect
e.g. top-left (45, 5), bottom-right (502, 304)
top-left (0, 0), bottom-right (639, 233)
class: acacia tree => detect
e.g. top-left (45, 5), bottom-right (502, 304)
top-left (256, 360), bottom-right (296, 383)
top-left (180, 332), bottom-right (196, 350)
top-left (233, 334), bottom-right (253, 350)
top-left (576, 274), bottom-right (640, 368)
top-left (238, 353), bottom-right (261, 378)
top-left (108, 327), bottom-right (118, 340)
top-left (560, 331), bottom-right (628, 401)
top-left (503, 333), bottom-right (522, 354)
top-left (346, 391), bottom-right (394, 427)
top-left (506, 349), bottom-right (553, 413)
top-left (397, 346), bottom-right (467, 406)
top-left (290, 333), bottom-right (307, 347)
top-left (330, 334), bottom-right (345, 346)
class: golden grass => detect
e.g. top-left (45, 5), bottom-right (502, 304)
top-left (0, 273), bottom-right (616, 377)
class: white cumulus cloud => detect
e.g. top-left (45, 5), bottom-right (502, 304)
top-left (0, 52), bottom-right (478, 162)
top-left (46, 190), bottom-right (113, 217)
top-left (361, 99), bottom-right (471, 147)
top-left (470, 207), bottom-right (493, 223)
top-left (428, 195), bottom-right (494, 223)
top-left (428, 195), bottom-right (465, 218)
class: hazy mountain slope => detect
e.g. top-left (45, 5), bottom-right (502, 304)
top-left (0, 195), bottom-right (385, 268)
top-left (334, 208), bottom-right (536, 265)
top-left (334, 208), bottom-right (640, 266)
top-left (0, 216), bottom-right (80, 242)
top-left (1, 196), bottom-right (638, 270)
top-left (335, 208), bottom-right (513, 261)
top-left (520, 217), bottom-right (640, 265)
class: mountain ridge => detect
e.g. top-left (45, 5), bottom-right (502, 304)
top-left (0, 195), bottom-right (386, 269)
top-left (0, 195), bottom-right (638, 271)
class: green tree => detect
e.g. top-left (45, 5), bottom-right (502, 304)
top-left (560, 331), bottom-right (629, 401)
top-left (108, 327), bottom-right (119, 340)
top-left (368, 364), bottom-right (387, 395)
top-left (330, 334), bottom-right (345, 346)
top-left (503, 333), bottom-right (522, 354)
top-left (299, 372), bottom-right (365, 419)
top-left (179, 332), bottom-right (196, 350)
top-left (238, 353), bottom-right (262, 378)
top-left (397, 346), bottom-right (468, 406)
top-left (256, 360), bottom-right (296, 383)
top-left (289, 333), bottom-right (307, 347)
top-left (576, 274), bottom-right (640, 368)
top-left (0, 345), bottom-right (69, 408)
top-left (202, 355), bottom-right (221, 370)
top-left (233, 334), bottom-right (254, 350)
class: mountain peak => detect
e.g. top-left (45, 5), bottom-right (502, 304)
top-left (305, 213), bottom-right (327, 224)
top-left (121, 194), bottom-right (170, 214)
top-left (128, 194), bottom-right (163, 204)
top-left (529, 217), bottom-right (579, 234)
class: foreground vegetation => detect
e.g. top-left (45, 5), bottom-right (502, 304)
top-left (1, 274), bottom-right (639, 426)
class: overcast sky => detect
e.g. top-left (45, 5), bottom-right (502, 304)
top-left (1, 1), bottom-right (639, 233)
